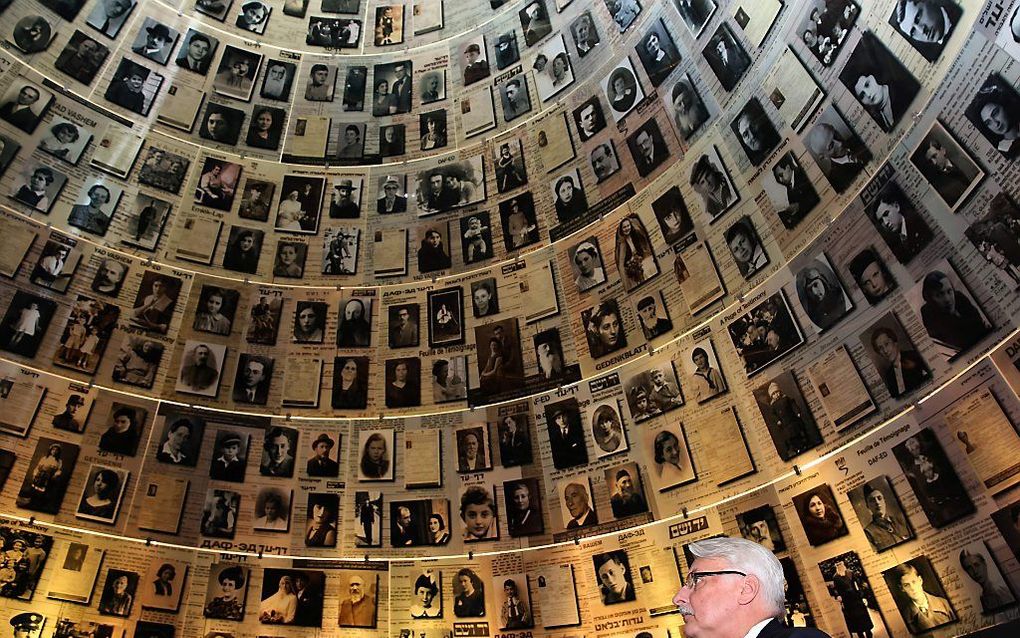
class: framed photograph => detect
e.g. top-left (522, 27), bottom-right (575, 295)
top-left (792, 484), bottom-right (849, 546)
top-left (259, 426), bottom-right (298, 478)
top-left (567, 236), bottom-right (607, 292)
top-left (909, 120), bottom-right (984, 211)
top-left (357, 429), bottom-right (395, 481)
top-left (306, 18), bottom-right (360, 48)
top-left (460, 212), bottom-right (494, 265)
top-left (682, 338), bottom-right (727, 403)
top-left (751, 370), bottom-right (822, 461)
top-left (354, 491), bottom-right (383, 547)
top-left (139, 559), bottom-right (187, 612)
top-left (883, 557), bottom-right (958, 634)
top-left (74, 463), bottom-right (128, 522)
top-left (592, 550), bottom-right (636, 605)
top-left (888, 0), bottom-right (960, 62)
top-left (602, 56), bottom-right (645, 122)
top-left (838, 32), bottom-right (920, 132)
top-left (847, 475), bottom-right (913, 552)
top-left (725, 215), bottom-right (768, 278)
top-left (702, 23), bottom-right (751, 92)
top-left (605, 462), bottom-right (648, 519)
top-left (651, 186), bottom-right (694, 245)
top-left (67, 181), bottom-right (123, 237)
top-left (966, 74), bottom-right (1020, 159)
top-left (519, 0), bottom-right (552, 46)
top-left (374, 5), bottom-right (404, 45)
top-left (234, 352), bottom-right (275, 404)
top-left (558, 477), bottom-right (597, 529)
top-left (104, 58), bottom-right (162, 116)
top-left (122, 193), bottom-right (171, 251)
top-left (796, 1), bottom-right (857, 65)
top-left (201, 488), bottom-right (241, 539)
top-left (794, 253), bottom-right (853, 332)
top-left (384, 358), bottom-right (420, 408)
top-left (46, 542), bottom-right (103, 604)
top-left (203, 563), bottom-right (250, 620)
top-left (847, 247), bottom-right (896, 305)
top-left (176, 28), bottom-right (219, 75)
top-left (667, 73), bottom-right (710, 141)
top-left (906, 259), bottom-right (992, 360)
top-left (503, 478), bottom-right (543, 537)
top-left (893, 428), bottom-right (975, 528)
top-left (736, 504), bottom-right (785, 553)
top-left (272, 240), bottom-right (308, 279)
top-left (111, 337), bottom-right (164, 389)
top-left (864, 177), bottom-right (934, 264)
top-left (459, 484), bottom-right (499, 542)
top-left (337, 571), bottom-right (379, 626)
top-left (732, 98), bottom-right (780, 167)
top-left (97, 569), bottom-right (138, 617)
top-left (0, 291), bottom-right (58, 358)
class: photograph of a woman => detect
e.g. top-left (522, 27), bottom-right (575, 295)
top-left (75, 465), bottom-right (127, 523)
top-left (98, 569), bottom-right (137, 617)
top-left (204, 564), bottom-right (248, 620)
top-left (358, 430), bottom-right (394, 481)
top-left (794, 484), bottom-right (849, 546)
top-left (305, 493), bottom-right (338, 547)
top-left (331, 356), bottom-right (368, 409)
top-left (453, 568), bottom-right (485, 617)
top-left (583, 300), bottom-right (627, 359)
top-left (614, 214), bottom-right (659, 290)
top-left (222, 227), bottom-right (263, 274)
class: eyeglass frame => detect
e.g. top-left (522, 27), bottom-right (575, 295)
top-left (685, 570), bottom-right (747, 591)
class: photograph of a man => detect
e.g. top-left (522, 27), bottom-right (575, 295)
top-left (593, 550), bottom-right (636, 604)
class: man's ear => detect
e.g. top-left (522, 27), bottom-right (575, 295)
top-left (736, 573), bottom-right (762, 606)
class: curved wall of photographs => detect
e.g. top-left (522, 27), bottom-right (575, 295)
top-left (1, 0), bottom-right (1020, 636)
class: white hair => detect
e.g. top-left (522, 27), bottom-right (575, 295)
top-left (688, 537), bottom-right (785, 618)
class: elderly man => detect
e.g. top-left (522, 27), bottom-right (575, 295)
top-left (338, 574), bottom-right (377, 627)
top-left (563, 482), bottom-right (598, 528)
top-left (609, 469), bottom-right (648, 517)
top-left (806, 122), bottom-right (868, 193)
top-left (674, 537), bottom-right (831, 637)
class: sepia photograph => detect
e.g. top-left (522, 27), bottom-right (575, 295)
top-left (906, 259), bottom-right (992, 360)
top-left (847, 475), bottom-right (913, 552)
top-left (736, 504), bottom-right (786, 553)
top-left (647, 423), bottom-right (696, 492)
top-left (726, 290), bottom-right (804, 376)
top-left (702, 22), bottom-right (750, 92)
top-left (105, 58), bottom-right (162, 116)
top-left (592, 550), bottom-right (636, 605)
top-left (882, 557), bottom-right (957, 634)
top-left (16, 438), bottom-right (80, 514)
top-left (258, 569), bottom-right (325, 626)
top-left (893, 427), bottom-right (975, 528)
top-left (305, 492), bottom-right (339, 547)
top-left (751, 370), bottom-right (822, 461)
top-left (204, 563), bottom-right (249, 620)
top-left (793, 483), bottom-right (849, 546)
top-left (155, 411), bottom-right (205, 466)
top-left (459, 484), bottom-right (499, 542)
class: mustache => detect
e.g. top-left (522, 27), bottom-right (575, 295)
top-left (676, 604), bottom-right (695, 616)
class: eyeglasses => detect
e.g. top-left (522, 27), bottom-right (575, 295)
top-left (686, 570), bottom-right (746, 591)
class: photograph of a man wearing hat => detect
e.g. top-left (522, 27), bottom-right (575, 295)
top-left (462, 42), bottom-right (490, 86)
top-left (307, 433), bottom-right (340, 477)
top-left (209, 431), bottom-right (248, 482)
top-left (51, 394), bottom-right (86, 433)
top-left (131, 20), bottom-right (177, 65)
top-left (376, 175), bottom-right (407, 214)
top-left (10, 612), bottom-right (44, 638)
top-left (330, 179), bottom-right (361, 218)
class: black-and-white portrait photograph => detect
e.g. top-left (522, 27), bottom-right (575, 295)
top-left (122, 193), bottom-right (171, 251)
top-left (459, 36), bottom-right (490, 86)
top-left (372, 60), bottom-right (413, 115)
top-left (336, 296), bottom-right (372, 348)
top-left (38, 118), bottom-right (92, 166)
top-left (86, 0), bottom-right (136, 37)
top-left (338, 571), bottom-right (379, 626)
top-left (388, 303), bottom-right (419, 348)
top-left (882, 557), bottom-right (958, 634)
top-left (273, 240), bottom-right (307, 279)
top-left (624, 362), bottom-right (684, 421)
top-left (418, 109), bottom-right (448, 152)
top-left (275, 175), bottom-right (325, 234)
top-left (129, 270), bottom-right (181, 335)
top-left (636, 18), bottom-right (680, 87)
top-left (306, 432), bottom-right (340, 478)
top-left (818, 552), bottom-right (888, 638)
top-left (590, 142), bottom-right (621, 183)
top-left (175, 341), bottom-right (226, 397)
top-left (909, 120), bottom-right (984, 211)
top-left (545, 398), bottom-right (588, 470)
top-left (615, 213), bottom-right (659, 290)
top-left (493, 31), bottom-right (519, 70)
top-left (259, 426), bottom-right (297, 478)
top-left (376, 174), bottom-right (408, 214)
top-left (965, 192), bottom-right (1020, 288)
top-left (419, 69), bottom-right (445, 105)
top-left (725, 215), bottom-right (768, 278)
top-left (291, 300), bottom-right (326, 344)
top-left (456, 425), bottom-right (490, 473)
top-left (604, 0), bottom-right (641, 31)
top-left (906, 260), bottom-right (992, 360)
top-left (673, 0), bottom-right (716, 36)
top-left (682, 338), bottom-right (727, 403)
top-left (97, 568), bottom-right (138, 616)
top-left (497, 412), bottom-right (533, 467)
top-left (572, 96), bottom-right (606, 142)
top-left (245, 106), bottom-right (285, 150)
top-left (9, 163), bottom-right (67, 214)
top-left (602, 57), bottom-right (645, 122)
top-left (14, 438), bottom-right (78, 514)
top-left (385, 357), bottom-right (421, 408)
top-left (865, 178), bottom-right (933, 264)
top-left (341, 65), bottom-right (367, 110)
top-left (570, 11), bottom-right (600, 57)
top-left (582, 299), bottom-right (628, 359)
top-left (794, 253), bottom-right (853, 332)
top-left (765, 152), bottom-right (818, 230)
top-left (427, 286), bottom-right (463, 347)
top-left (29, 234), bottom-right (80, 293)
top-left (198, 103), bottom-right (244, 147)
top-left (568, 237), bottom-right (607, 292)
top-left (221, 226), bottom-right (263, 275)
top-left (260, 60), bottom-right (296, 101)
top-left (534, 36), bottom-right (574, 103)
top-left (471, 278), bottom-right (499, 318)
top-left (551, 168), bottom-right (588, 223)
top-left (331, 356), bottom-right (369, 409)
top-left (689, 146), bottom-right (739, 221)
top-left (54, 31), bottom-right (111, 85)
top-left (50, 389), bottom-right (95, 434)
top-left (193, 285), bottom-right (239, 336)
top-left (751, 370), bottom-right (822, 461)
top-left (459, 484), bottom-right (499, 542)
top-left (258, 569), bottom-right (325, 626)
top-left (519, 0), bottom-right (552, 46)
top-left (956, 540), bottom-right (1016, 615)
top-left (75, 464), bottom-right (128, 524)
top-left (702, 23), bottom-right (751, 92)
top-left (499, 193), bottom-right (541, 251)
top-left (104, 58), bottom-right (162, 116)
top-left (67, 181), bottom-right (123, 237)
top-left (726, 290), bottom-right (804, 376)
top-left (634, 292), bottom-right (673, 342)
top-left (647, 422), bottom-right (696, 492)
top-left (374, 4), bottom-right (403, 45)
top-left (305, 492), bottom-right (339, 547)
top-left (793, 483), bottom-right (849, 546)
top-left (559, 477), bottom-right (598, 529)
top-left (194, 156), bottom-right (242, 211)
top-left (138, 147), bottom-right (190, 194)
top-left (893, 427), bottom-right (975, 528)
top-left (111, 337), bottom-right (164, 389)
top-left (888, 0), bottom-right (961, 62)
top-left (838, 31), bottom-right (920, 132)
top-left (414, 157), bottom-right (485, 216)
top-left (652, 185), bottom-right (694, 245)
top-left (391, 498), bottom-right (450, 547)
top-left (335, 123), bottom-right (365, 159)
top-left (860, 312), bottom-right (930, 399)
top-left (590, 400), bottom-right (627, 458)
top-left (592, 550), bottom-right (636, 605)
top-left (7, 15), bottom-right (54, 54)
top-left (203, 563), bottom-right (249, 620)
top-left (668, 73), bottom-right (710, 141)
top-left (460, 212), bottom-right (494, 266)
top-left (130, 19), bottom-right (178, 65)
top-left (378, 123), bottom-right (404, 156)
top-left (235, 0), bottom-right (271, 34)
top-left (805, 105), bottom-right (871, 193)
top-left (208, 431), bottom-right (250, 483)
top-left (357, 428), bottom-right (395, 482)
top-left (732, 98), bottom-right (781, 167)
top-left (966, 74), bottom-right (1020, 159)
top-left (453, 566), bottom-right (486, 616)
top-left (302, 64), bottom-right (337, 103)
top-left (212, 46), bottom-right (262, 102)
top-left (328, 177), bottom-right (361, 219)
top-left (139, 559), bottom-right (187, 612)
top-left (155, 412), bottom-right (205, 466)
top-left (735, 504), bottom-right (786, 553)
top-left (306, 17), bottom-right (360, 48)
top-left (504, 478), bottom-right (543, 537)
top-left (798, 0), bottom-right (858, 65)
top-left (175, 29), bottom-right (218, 75)
top-left (847, 475), bottom-right (913, 552)
top-left (848, 247), bottom-right (897, 305)
top-left (432, 356), bottom-right (467, 403)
